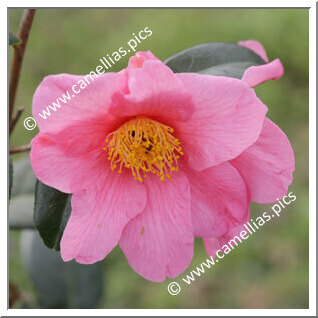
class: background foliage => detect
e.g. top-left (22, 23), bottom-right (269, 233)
top-left (9, 8), bottom-right (309, 309)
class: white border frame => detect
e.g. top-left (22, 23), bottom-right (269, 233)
top-left (3, 1), bottom-right (316, 316)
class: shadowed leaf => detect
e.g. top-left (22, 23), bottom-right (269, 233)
top-left (165, 42), bottom-right (266, 78)
top-left (34, 180), bottom-right (71, 250)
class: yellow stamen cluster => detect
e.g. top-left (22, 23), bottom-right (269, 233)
top-left (103, 117), bottom-right (183, 182)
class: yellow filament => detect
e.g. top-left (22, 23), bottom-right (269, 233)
top-left (103, 117), bottom-right (183, 182)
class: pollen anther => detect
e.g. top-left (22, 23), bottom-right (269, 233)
top-left (104, 117), bottom-right (183, 182)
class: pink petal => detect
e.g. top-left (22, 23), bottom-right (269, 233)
top-left (109, 60), bottom-right (194, 122)
top-left (238, 40), bottom-right (269, 62)
top-left (30, 132), bottom-right (107, 193)
top-left (128, 51), bottom-right (158, 69)
top-left (231, 118), bottom-right (295, 204)
top-left (203, 219), bottom-right (249, 257)
top-left (32, 72), bottom-right (127, 133)
top-left (175, 73), bottom-right (267, 171)
top-left (203, 236), bottom-right (225, 257)
top-left (119, 172), bottom-right (193, 282)
top-left (50, 114), bottom-right (128, 157)
top-left (183, 162), bottom-right (249, 238)
top-left (60, 169), bottom-right (147, 264)
top-left (241, 59), bottom-right (284, 88)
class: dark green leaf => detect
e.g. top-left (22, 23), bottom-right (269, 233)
top-left (34, 180), bottom-right (71, 250)
top-left (165, 42), bottom-right (266, 78)
top-left (198, 61), bottom-right (257, 79)
top-left (9, 157), bottom-right (13, 200)
top-left (9, 32), bottom-right (20, 46)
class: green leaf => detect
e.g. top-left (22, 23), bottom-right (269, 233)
top-left (9, 32), bottom-right (20, 46)
top-left (34, 180), bottom-right (71, 250)
top-left (9, 157), bottom-right (13, 200)
top-left (198, 61), bottom-right (258, 79)
top-left (165, 42), bottom-right (266, 78)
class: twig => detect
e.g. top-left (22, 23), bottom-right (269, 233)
top-left (9, 107), bottom-right (25, 135)
top-left (9, 9), bottom-right (36, 134)
top-left (9, 144), bottom-right (31, 154)
top-left (9, 282), bottom-right (20, 308)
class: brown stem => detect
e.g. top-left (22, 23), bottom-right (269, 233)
top-left (9, 107), bottom-right (24, 135)
top-left (9, 282), bottom-right (20, 308)
top-left (9, 9), bottom-right (36, 134)
top-left (9, 144), bottom-right (31, 154)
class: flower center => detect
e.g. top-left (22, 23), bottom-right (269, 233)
top-left (103, 117), bottom-right (183, 182)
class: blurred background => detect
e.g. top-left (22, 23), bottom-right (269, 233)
top-left (9, 8), bottom-right (309, 309)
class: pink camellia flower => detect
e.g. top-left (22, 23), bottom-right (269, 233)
top-left (30, 41), bottom-right (294, 282)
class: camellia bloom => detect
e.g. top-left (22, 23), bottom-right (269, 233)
top-left (30, 40), bottom-right (294, 282)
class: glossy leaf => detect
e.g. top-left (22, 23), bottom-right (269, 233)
top-left (198, 61), bottom-right (257, 79)
top-left (165, 42), bottom-right (266, 78)
top-left (34, 180), bottom-right (71, 250)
